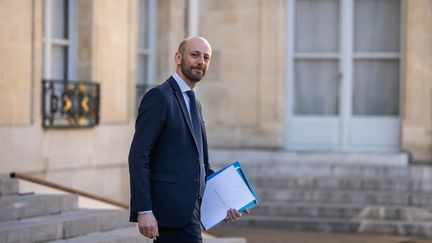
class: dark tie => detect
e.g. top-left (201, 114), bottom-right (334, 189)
top-left (186, 90), bottom-right (206, 198)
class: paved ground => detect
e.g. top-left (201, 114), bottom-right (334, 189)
top-left (208, 225), bottom-right (432, 243)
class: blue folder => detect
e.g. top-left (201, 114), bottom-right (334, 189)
top-left (206, 161), bottom-right (260, 213)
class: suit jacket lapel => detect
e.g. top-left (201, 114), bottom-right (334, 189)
top-left (168, 77), bottom-right (200, 149)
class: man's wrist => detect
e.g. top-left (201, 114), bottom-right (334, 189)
top-left (138, 210), bottom-right (153, 215)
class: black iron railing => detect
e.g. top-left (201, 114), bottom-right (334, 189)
top-left (42, 80), bottom-right (100, 128)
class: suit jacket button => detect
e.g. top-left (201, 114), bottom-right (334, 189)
top-left (194, 178), bottom-right (198, 182)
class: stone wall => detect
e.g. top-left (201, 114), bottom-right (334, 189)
top-left (0, 0), bottom-right (135, 204)
top-left (199, 0), bottom-right (285, 149)
top-left (0, 0), bottom-right (33, 124)
top-left (402, 0), bottom-right (432, 163)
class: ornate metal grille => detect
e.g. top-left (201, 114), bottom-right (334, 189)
top-left (42, 80), bottom-right (100, 128)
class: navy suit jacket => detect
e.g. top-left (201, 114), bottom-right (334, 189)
top-left (128, 76), bottom-right (213, 228)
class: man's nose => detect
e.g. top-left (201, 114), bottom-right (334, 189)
top-left (196, 55), bottom-right (205, 65)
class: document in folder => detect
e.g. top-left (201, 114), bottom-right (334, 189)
top-left (200, 161), bottom-right (259, 230)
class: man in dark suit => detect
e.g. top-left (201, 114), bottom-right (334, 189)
top-left (128, 36), bottom-right (242, 243)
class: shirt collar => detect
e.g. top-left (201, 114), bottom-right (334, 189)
top-left (173, 72), bottom-right (193, 93)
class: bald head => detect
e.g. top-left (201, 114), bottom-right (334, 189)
top-left (177, 36), bottom-right (212, 56)
top-left (175, 36), bottom-right (212, 88)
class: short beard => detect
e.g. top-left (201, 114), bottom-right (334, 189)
top-left (180, 57), bottom-right (205, 82)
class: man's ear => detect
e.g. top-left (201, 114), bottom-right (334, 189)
top-left (174, 52), bottom-right (181, 65)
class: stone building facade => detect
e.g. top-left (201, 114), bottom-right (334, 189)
top-left (0, 0), bottom-right (431, 203)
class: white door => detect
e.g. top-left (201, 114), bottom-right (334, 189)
top-left (284, 0), bottom-right (402, 151)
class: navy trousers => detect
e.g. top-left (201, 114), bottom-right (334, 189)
top-left (154, 199), bottom-right (202, 243)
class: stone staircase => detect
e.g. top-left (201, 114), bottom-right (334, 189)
top-left (209, 150), bottom-right (432, 237)
top-left (0, 176), bottom-right (246, 243)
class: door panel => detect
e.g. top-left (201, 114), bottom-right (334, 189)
top-left (354, 0), bottom-right (401, 52)
top-left (353, 60), bottom-right (399, 116)
top-left (349, 118), bottom-right (400, 148)
top-left (349, 0), bottom-right (401, 149)
top-left (290, 118), bottom-right (340, 148)
top-left (295, 0), bottom-right (340, 52)
top-left (294, 60), bottom-right (340, 115)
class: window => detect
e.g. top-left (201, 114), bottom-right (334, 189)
top-left (43, 0), bottom-right (76, 80)
top-left (136, 0), bottom-right (156, 113)
top-left (42, 0), bottom-right (99, 128)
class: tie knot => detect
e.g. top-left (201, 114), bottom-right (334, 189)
top-left (186, 90), bottom-right (195, 100)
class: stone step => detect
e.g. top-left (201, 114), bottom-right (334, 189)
top-left (257, 188), bottom-right (432, 206)
top-left (254, 202), bottom-right (432, 221)
top-left (233, 215), bottom-right (358, 233)
top-left (0, 194), bottom-right (78, 222)
top-left (0, 176), bottom-right (19, 196)
top-left (250, 175), bottom-right (432, 192)
top-left (254, 202), bottom-right (364, 219)
top-left (209, 149), bottom-right (409, 167)
top-left (241, 164), bottom-right (432, 179)
top-left (48, 226), bottom-right (151, 243)
top-left (49, 226), bottom-right (246, 243)
top-left (0, 209), bottom-right (132, 243)
top-left (211, 157), bottom-right (432, 179)
top-left (203, 237), bottom-right (247, 243)
top-left (233, 215), bottom-right (432, 237)
top-left (356, 206), bottom-right (432, 221)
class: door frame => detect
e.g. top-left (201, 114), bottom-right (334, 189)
top-left (283, 0), bottom-right (405, 152)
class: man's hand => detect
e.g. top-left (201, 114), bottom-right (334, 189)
top-left (138, 212), bottom-right (159, 239)
top-left (224, 208), bottom-right (250, 223)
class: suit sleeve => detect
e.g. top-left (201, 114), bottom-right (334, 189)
top-left (128, 88), bottom-right (166, 215)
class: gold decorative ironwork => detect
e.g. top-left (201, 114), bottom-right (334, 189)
top-left (42, 80), bottom-right (100, 128)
